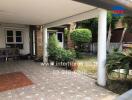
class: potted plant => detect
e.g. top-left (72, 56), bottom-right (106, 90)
top-left (71, 61), bottom-right (78, 71)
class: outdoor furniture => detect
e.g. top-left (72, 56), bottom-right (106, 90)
top-left (0, 48), bottom-right (19, 61)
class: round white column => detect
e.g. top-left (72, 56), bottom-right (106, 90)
top-left (97, 9), bottom-right (107, 86)
top-left (43, 27), bottom-right (48, 63)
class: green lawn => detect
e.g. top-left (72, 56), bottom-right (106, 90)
top-left (76, 56), bottom-right (97, 74)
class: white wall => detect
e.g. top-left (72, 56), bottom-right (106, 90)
top-left (91, 43), bottom-right (97, 53)
top-left (0, 23), bottom-right (30, 55)
top-left (109, 43), bottom-right (121, 52)
top-left (90, 43), bottom-right (121, 53)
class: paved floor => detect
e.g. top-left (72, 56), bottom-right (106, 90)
top-left (0, 60), bottom-right (118, 100)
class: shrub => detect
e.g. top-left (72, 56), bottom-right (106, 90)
top-left (106, 49), bottom-right (132, 79)
top-left (70, 29), bottom-right (92, 45)
top-left (62, 49), bottom-right (76, 62)
top-left (48, 34), bottom-right (59, 61)
top-left (48, 34), bottom-right (76, 62)
top-left (55, 48), bottom-right (76, 62)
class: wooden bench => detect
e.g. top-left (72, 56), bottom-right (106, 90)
top-left (0, 48), bottom-right (19, 61)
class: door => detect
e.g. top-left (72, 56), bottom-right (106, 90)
top-left (57, 32), bottom-right (64, 48)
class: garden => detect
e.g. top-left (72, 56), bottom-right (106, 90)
top-left (47, 14), bottom-right (132, 94)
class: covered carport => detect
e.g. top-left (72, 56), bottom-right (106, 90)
top-left (0, 0), bottom-right (131, 87)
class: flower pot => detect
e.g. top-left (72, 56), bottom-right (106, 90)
top-left (71, 62), bottom-right (78, 71)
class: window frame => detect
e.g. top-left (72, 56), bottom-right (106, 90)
top-left (5, 29), bottom-right (23, 44)
top-left (15, 30), bottom-right (23, 43)
top-left (6, 30), bottom-right (14, 43)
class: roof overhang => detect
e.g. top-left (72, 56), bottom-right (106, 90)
top-left (44, 8), bottom-right (99, 28)
top-left (1, 0), bottom-right (130, 26)
top-left (73, 0), bottom-right (132, 16)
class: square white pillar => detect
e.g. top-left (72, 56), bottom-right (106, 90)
top-left (97, 9), bottom-right (107, 86)
top-left (43, 27), bottom-right (48, 63)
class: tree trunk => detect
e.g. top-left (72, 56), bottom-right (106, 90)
top-left (119, 28), bottom-right (127, 51)
top-left (67, 22), bottom-right (76, 49)
top-left (107, 24), bottom-right (112, 53)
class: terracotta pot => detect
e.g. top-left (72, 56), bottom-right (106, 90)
top-left (71, 62), bottom-right (78, 71)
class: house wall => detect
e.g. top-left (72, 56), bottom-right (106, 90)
top-left (0, 23), bottom-right (30, 55)
top-left (92, 43), bottom-right (97, 53)
top-left (109, 43), bottom-right (121, 51)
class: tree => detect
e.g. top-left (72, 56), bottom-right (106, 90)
top-left (119, 16), bottom-right (132, 50)
top-left (70, 28), bottom-right (92, 51)
top-left (77, 12), bottom-right (121, 52)
top-left (123, 16), bottom-right (132, 33)
top-left (48, 34), bottom-right (60, 61)
top-left (107, 12), bottom-right (122, 52)
top-left (76, 12), bottom-right (132, 53)
top-left (77, 18), bottom-right (98, 42)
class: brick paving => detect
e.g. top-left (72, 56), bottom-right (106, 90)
top-left (0, 60), bottom-right (118, 100)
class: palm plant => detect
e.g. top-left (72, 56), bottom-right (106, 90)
top-left (106, 49), bottom-right (132, 79)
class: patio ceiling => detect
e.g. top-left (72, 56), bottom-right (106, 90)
top-left (0, 0), bottom-right (96, 25)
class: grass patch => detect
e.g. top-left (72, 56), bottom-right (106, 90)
top-left (76, 55), bottom-right (97, 74)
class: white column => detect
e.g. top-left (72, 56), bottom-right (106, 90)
top-left (43, 27), bottom-right (48, 63)
top-left (97, 9), bottom-right (107, 86)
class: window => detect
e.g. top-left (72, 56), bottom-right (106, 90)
top-left (57, 33), bottom-right (62, 42)
top-left (6, 29), bottom-right (23, 49)
top-left (7, 30), bottom-right (13, 42)
top-left (16, 31), bottom-right (22, 42)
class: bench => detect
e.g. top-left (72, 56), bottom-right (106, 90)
top-left (0, 48), bottom-right (19, 61)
